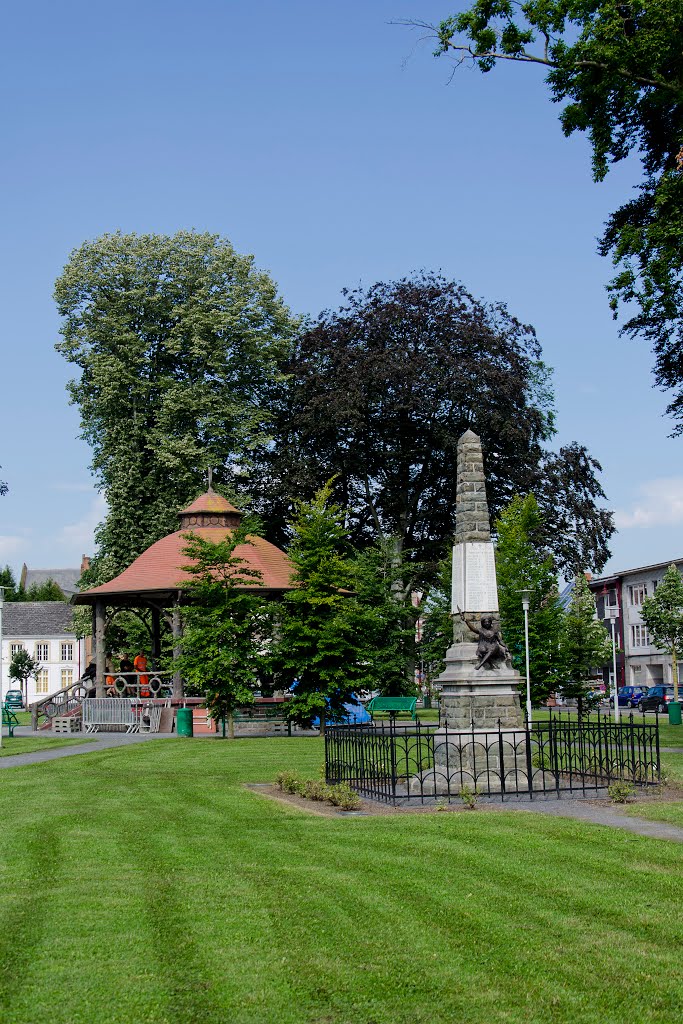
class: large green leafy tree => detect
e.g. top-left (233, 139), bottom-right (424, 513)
top-left (55, 230), bottom-right (296, 580)
top-left (410, 3), bottom-right (683, 432)
top-left (0, 567), bottom-right (17, 600)
top-left (248, 273), bottom-right (613, 585)
top-left (21, 579), bottom-right (67, 602)
top-left (641, 563), bottom-right (683, 707)
top-left (176, 524), bottom-right (269, 739)
top-left (560, 573), bottom-right (613, 715)
top-left (274, 483), bottom-right (378, 734)
top-left (418, 553), bottom-right (453, 691)
top-left (495, 493), bottom-right (565, 706)
top-left (351, 543), bottom-right (418, 696)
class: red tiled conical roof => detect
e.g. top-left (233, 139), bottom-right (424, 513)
top-left (74, 490), bottom-right (294, 604)
top-left (180, 489), bottom-right (241, 516)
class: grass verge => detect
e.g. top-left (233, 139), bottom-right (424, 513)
top-left (0, 737), bottom-right (681, 1024)
top-left (0, 736), bottom-right (94, 757)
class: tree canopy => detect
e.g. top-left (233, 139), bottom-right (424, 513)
top-left (247, 273), bottom-right (613, 581)
top-left (8, 649), bottom-right (39, 704)
top-left (409, 3), bottom-right (683, 432)
top-left (495, 493), bottom-right (565, 706)
top-left (177, 524), bottom-right (268, 737)
top-left (274, 482), bottom-right (379, 732)
top-left (641, 563), bottom-right (683, 702)
top-left (55, 230), bottom-right (297, 578)
top-left (559, 573), bottom-right (613, 713)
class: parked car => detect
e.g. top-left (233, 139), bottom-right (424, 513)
top-left (609, 685), bottom-right (649, 709)
top-left (4, 689), bottom-right (24, 710)
top-left (637, 685), bottom-right (677, 713)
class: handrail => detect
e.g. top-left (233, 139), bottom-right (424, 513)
top-left (30, 672), bottom-right (174, 729)
top-left (30, 678), bottom-right (91, 730)
top-left (103, 672), bottom-right (172, 698)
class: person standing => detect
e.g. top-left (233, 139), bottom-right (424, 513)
top-left (134, 650), bottom-right (150, 697)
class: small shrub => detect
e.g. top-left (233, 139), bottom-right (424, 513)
top-left (531, 750), bottom-right (551, 771)
top-left (458, 785), bottom-right (480, 810)
top-left (327, 783), bottom-right (362, 811)
top-left (274, 770), bottom-right (303, 795)
top-left (608, 781), bottom-right (636, 804)
top-left (302, 779), bottom-right (330, 802)
top-left (435, 798), bottom-right (450, 812)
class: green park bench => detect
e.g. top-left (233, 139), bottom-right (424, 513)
top-left (366, 696), bottom-right (417, 721)
top-left (2, 706), bottom-right (19, 738)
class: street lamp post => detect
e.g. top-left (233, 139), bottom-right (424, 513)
top-left (603, 603), bottom-right (620, 724)
top-left (519, 588), bottom-right (533, 725)
top-left (0, 585), bottom-right (5, 749)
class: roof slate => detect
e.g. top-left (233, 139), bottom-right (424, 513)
top-left (3, 602), bottom-right (76, 637)
top-left (22, 568), bottom-right (81, 597)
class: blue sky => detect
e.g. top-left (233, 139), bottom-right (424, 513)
top-left (1, 1), bottom-right (680, 580)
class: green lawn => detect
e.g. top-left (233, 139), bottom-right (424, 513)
top-left (0, 736), bottom-right (94, 757)
top-left (0, 738), bottom-right (682, 1024)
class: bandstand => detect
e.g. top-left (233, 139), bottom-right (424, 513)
top-left (69, 488), bottom-right (294, 705)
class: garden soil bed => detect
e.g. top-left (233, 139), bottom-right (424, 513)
top-left (244, 782), bottom-right (683, 818)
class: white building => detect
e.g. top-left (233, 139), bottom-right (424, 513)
top-left (1, 602), bottom-right (86, 705)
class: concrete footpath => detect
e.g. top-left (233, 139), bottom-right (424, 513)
top-left (491, 796), bottom-right (683, 843)
top-left (0, 727), bottom-right (166, 770)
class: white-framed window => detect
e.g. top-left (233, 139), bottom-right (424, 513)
top-left (10, 643), bottom-right (24, 657)
top-left (631, 624), bottom-right (649, 647)
top-left (629, 584), bottom-right (647, 606)
top-left (35, 669), bottom-right (49, 694)
top-left (605, 589), bottom-right (618, 607)
top-left (60, 669), bottom-right (73, 690)
top-left (60, 642), bottom-right (73, 662)
top-left (35, 643), bottom-right (49, 662)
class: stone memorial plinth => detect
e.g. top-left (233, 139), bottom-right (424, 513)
top-left (436, 428), bottom-right (525, 733)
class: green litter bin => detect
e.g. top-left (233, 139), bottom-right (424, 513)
top-left (176, 707), bottom-right (194, 737)
top-left (668, 702), bottom-right (682, 726)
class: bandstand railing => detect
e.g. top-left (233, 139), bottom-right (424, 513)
top-left (31, 672), bottom-right (173, 730)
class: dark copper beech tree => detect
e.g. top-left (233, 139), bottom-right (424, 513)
top-left (245, 273), bottom-right (614, 594)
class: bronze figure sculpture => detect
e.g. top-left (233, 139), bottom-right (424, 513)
top-left (457, 608), bottom-right (510, 670)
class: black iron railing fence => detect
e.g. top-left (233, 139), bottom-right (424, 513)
top-left (325, 711), bottom-right (660, 804)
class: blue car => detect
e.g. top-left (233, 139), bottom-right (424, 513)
top-left (609, 685), bottom-right (649, 709)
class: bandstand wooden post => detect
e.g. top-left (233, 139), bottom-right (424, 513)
top-left (94, 598), bottom-right (106, 698)
top-left (172, 596), bottom-right (183, 701)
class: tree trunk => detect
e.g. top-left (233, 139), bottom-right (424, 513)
top-left (228, 712), bottom-right (235, 739)
top-left (319, 716), bottom-right (326, 738)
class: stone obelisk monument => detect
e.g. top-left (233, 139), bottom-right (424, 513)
top-left (436, 429), bottom-right (525, 730)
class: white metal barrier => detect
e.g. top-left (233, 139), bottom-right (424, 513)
top-left (82, 698), bottom-right (139, 734)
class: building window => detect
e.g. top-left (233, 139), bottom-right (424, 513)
top-left (35, 643), bottom-right (49, 662)
top-left (35, 669), bottom-right (49, 694)
top-left (629, 584), bottom-right (647, 606)
top-left (60, 642), bottom-right (74, 662)
top-left (631, 624), bottom-right (649, 647)
top-left (605, 589), bottom-right (618, 607)
top-left (10, 643), bottom-right (24, 658)
top-left (60, 669), bottom-right (73, 690)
